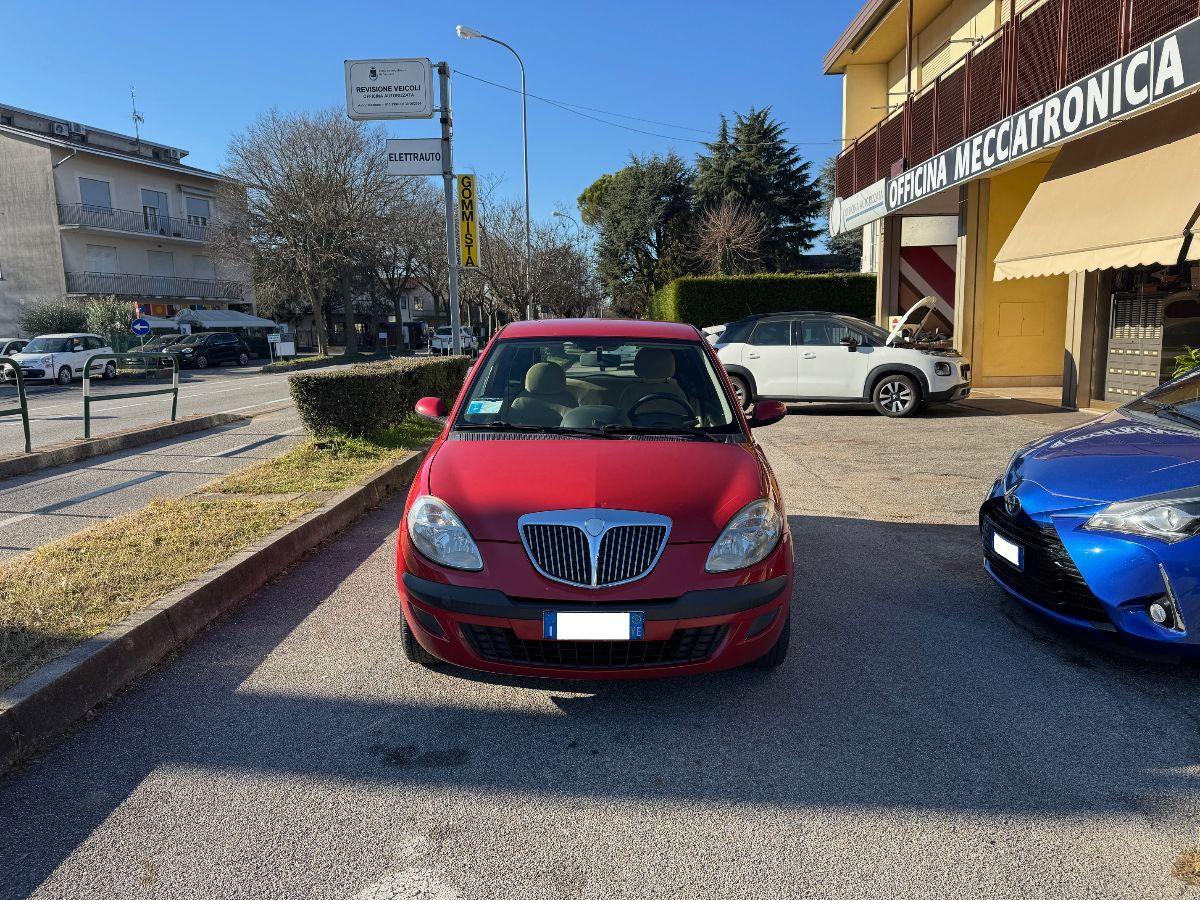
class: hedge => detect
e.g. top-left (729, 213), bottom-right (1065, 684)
top-left (262, 351), bottom-right (393, 374)
top-left (649, 273), bottom-right (877, 327)
top-left (289, 355), bottom-right (471, 436)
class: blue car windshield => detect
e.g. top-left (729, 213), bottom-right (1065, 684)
top-left (1129, 374), bottom-right (1200, 428)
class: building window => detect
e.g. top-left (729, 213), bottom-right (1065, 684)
top-left (79, 177), bottom-right (112, 211)
top-left (186, 196), bottom-right (211, 227)
top-left (147, 250), bottom-right (174, 278)
top-left (141, 189), bottom-right (169, 234)
top-left (414, 296), bottom-right (424, 311)
top-left (193, 255), bottom-right (216, 280)
top-left (400, 296), bottom-right (408, 310)
top-left (85, 244), bottom-right (119, 274)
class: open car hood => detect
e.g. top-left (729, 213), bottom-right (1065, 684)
top-left (886, 297), bottom-right (938, 346)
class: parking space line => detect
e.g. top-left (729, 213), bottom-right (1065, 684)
top-left (0, 512), bottom-right (32, 528)
top-left (36, 471), bottom-right (168, 514)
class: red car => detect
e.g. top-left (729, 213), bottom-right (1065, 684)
top-left (396, 319), bottom-right (793, 679)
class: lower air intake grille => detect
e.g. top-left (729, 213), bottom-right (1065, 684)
top-left (463, 624), bottom-right (727, 669)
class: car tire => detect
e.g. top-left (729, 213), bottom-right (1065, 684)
top-left (401, 613), bottom-right (441, 668)
top-left (195, 354), bottom-right (209, 369)
top-left (872, 374), bottom-right (921, 417)
top-left (729, 374), bottom-right (753, 413)
top-left (103, 362), bottom-right (117, 380)
top-left (748, 614), bottom-right (790, 670)
top-left (237, 353), bottom-right (249, 366)
top-left (56, 366), bottom-right (73, 386)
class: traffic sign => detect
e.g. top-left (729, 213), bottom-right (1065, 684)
top-left (267, 333), bottom-right (281, 344)
top-left (344, 58), bottom-right (433, 120)
top-left (386, 138), bottom-right (444, 176)
top-left (131, 318), bottom-right (151, 336)
top-left (458, 173), bottom-right (479, 269)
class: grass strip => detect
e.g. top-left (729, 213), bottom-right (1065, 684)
top-left (211, 418), bottom-right (440, 496)
top-left (0, 497), bottom-right (315, 692)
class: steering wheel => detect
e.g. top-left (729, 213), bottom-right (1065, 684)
top-left (627, 392), bottom-right (696, 426)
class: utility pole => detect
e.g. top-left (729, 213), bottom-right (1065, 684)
top-left (437, 62), bottom-right (463, 355)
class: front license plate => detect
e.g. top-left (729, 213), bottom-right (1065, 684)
top-left (992, 531), bottom-right (1023, 569)
top-left (543, 611), bottom-right (645, 641)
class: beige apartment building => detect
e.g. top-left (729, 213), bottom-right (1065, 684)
top-left (0, 103), bottom-right (255, 337)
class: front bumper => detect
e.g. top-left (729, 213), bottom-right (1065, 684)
top-left (980, 480), bottom-right (1200, 653)
top-left (397, 537), bottom-right (793, 679)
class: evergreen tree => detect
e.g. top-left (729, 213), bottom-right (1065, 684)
top-left (694, 108), bottom-right (823, 271)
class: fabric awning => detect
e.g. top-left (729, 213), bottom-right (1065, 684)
top-left (994, 91), bottom-right (1200, 281)
top-left (174, 309), bottom-right (278, 329)
top-left (141, 315), bottom-right (179, 330)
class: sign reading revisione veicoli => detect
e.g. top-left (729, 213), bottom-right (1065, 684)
top-left (831, 17), bottom-right (1200, 236)
top-left (344, 58), bottom-right (433, 120)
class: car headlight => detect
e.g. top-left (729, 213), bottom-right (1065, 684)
top-left (705, 498), bottom-right (783, 573)
top-left (406, 495), bottom-right (484, 570)
top-left (41, 355), bottom-right (53, 366)
top-left (181, 348), bottom-right (193, 354)
top-left (1085, 496), bottom-right (1200, 543)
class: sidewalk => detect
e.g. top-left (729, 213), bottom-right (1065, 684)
top-left (964, 386), bottom-right (1117, 415)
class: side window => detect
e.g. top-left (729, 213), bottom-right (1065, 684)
top-left (749, 320), bottom-right (792, 346)
top-left (86, 336), bottom-right (105, 350)
top-left (799, 318), bottom-right (844, 346)
top-left (221, 334), bottom-right (237, 345)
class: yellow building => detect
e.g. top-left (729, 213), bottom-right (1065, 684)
top-left (827, 0), bottom-right (1200, 407)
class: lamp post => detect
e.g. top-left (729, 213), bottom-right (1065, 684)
top-left (456, 24), bottom-right (533, 320)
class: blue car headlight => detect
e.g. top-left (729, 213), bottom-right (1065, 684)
top-left (1085, 496), bottom-right (1200, 543)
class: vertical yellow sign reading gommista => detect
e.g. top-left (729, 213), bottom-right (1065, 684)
top-left (457, 173), bottom-right (479, 269)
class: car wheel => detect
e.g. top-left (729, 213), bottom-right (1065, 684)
top-left (748, 615), bottom-right (790, 670)
top-left (56, 366), bottom-right (73, 386)
top-left (103, 362), bottom-right (117, 380)
top-left (873, 374), bottom-right (920, 417)
top-left (195, 354), bottom-right (209, 369)
top-left (237, 353), bottom-right (249, 366)
top-left (729, 375), bottom-right (753, 413)
top-left (401, 613), bottom-right (441, 668)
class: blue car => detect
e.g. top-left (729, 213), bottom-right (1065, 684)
top-left (981, 373), bottom-right (1200, 653)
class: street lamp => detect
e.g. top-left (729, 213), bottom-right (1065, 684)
top-left (456, 24), bottom-right (533, 321)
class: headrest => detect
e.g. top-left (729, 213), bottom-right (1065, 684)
top-left (525, 361), bottom-right (567, 395)
top-left (634, 348), bottom-right (675, 380)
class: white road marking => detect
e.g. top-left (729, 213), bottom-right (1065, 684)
top-left (0, 512), bottom-right (32, 528)
top-left (196, 426), bottom-right (305, 460)
top-left (223, 397), bottom-right (291, 413)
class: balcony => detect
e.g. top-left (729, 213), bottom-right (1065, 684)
top-left (835, 0), bottom-right (1200, 199)
top-left (65, 272), bottom-right (244, 300)
top-left (57, 202), bottom-right (211, 242)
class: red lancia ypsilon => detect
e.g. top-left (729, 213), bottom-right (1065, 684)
top-left (396, 319), bottom-right (793, 679)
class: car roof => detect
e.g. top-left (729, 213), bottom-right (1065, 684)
top-left (34, 333), bottom-right (103, 338)
top-left (727, 311), bottom-right (857, 325)
top-left (500, 318), bottom-right (701, 341)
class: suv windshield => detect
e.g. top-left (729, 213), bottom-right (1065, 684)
top-left (457, 338), bottom-right (739, 435)
top-left (22, 337), bottom-right (73, 353)
top-left (175, 334), bottom-right (211, 345)
top-left (1129, 373), bottom-right (1200, 429)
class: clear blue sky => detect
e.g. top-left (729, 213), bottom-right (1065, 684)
top-left (4, 0), bottom-right (848, 244)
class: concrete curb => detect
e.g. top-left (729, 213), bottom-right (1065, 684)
top-left (0, 404), bottom-right (291, 481)
top-left (0, 448), bottom-right (426, 773)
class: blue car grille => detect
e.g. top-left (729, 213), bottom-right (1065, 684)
top-left (980, 499), bottom-right (1110, 625)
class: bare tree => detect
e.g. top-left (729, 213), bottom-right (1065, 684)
top-left (693, 196), bottom-right (766, 275)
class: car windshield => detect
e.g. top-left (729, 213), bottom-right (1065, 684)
top-left (22, 337), bottom-right (73, 353)
top-left (436, 328), bottom-right (452, 336)
top-left (847, 318), bottom-right (890, 343)
top-left (175, 334), bottom-right (209, 345)
top-left (456, 338), bottom-right (739, 435)
top-left (1129, 373), bottom-right (1200, 429)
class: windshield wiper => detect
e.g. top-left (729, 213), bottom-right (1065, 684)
top-left (1142, 400), bottom-right (1200, 430)
top-left (455, 420), bottom-right (611, 438)
top-left (600, 424), bottom-right (719, 442)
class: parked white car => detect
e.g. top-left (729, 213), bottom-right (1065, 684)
top-left (429, 326), bottom-right (478, 356)
top-left (713, 300), bottom-right (971, 418)
top-left (10, 333), bottom-right (115, 385)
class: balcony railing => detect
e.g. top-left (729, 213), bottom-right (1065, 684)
top-left (835, 0), bottom-right (1200, 198)
top-left (65, 272), bottom-right (243, 300)
top-left (57, 203), bottom-right (211, 242)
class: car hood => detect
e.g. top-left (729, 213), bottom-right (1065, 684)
top-left (427, 436), bottom-right (769, 542)
top-left (11, 352), bottom-right (53, 362)
top-left (1011, 409), bottom-right (1200, 504)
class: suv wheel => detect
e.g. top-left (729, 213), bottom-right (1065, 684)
top-left (873, 373), bottom-right (921, 417)
top-left (729, 375), bottom-right (753, 413)
top-left (237, 352), bottom-right (249, 366)
top-left (195, 353), bottom-right (209, 369)
top-left (401, 614), bottom-right (441, 668)
top-left (56, 366), bottom-right (73, 386)
top-left (103, 362), bottom-right (117, 380)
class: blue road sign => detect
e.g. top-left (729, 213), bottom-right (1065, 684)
top-left (131, 318), bottom-right (151, 336)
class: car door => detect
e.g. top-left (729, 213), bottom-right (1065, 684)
top-left (794, 318), bottom-right (875, 399)
top-left (218, 334), bottom-right (237, 363)
top-left (744, 319), bottom-right (799, 397)
top-left (83, 336), bottom-right (109, 376)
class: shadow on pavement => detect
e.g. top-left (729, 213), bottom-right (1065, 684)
top-left (1, 503), bottom-right (1198, 897)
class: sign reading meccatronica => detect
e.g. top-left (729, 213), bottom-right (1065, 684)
top-left (831, 18), bottom-right (1200, 236)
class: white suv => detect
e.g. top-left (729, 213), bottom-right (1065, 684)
top-left (714, 302), bottom-right (971, 418)
top-left (10, 333), bottom-right (115, 385)
top-left (429, 326), bottom-right (478, 356)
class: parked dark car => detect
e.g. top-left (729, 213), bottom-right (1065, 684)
top-left (163, 332), bottom-right (251, 369)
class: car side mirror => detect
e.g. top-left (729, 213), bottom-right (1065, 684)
top-left (750, 399), bottom-right (787, 428)
top-left (415, 396), bottom-right (448, 423)
top-left (841, 337), bottom-right (859, 353)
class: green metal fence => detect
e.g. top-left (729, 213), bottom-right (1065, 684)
top-left (0, 356), bottom-right (32, 453)
top-left (82, 353), bottom-right (180, 440)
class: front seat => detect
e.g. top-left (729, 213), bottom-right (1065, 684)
top-left (508, 361), bottom-right (578, 426)
top-left (619, 348), bottom-right (693, 421)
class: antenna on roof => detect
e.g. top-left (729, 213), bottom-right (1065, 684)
top-left (129, 85), bottom-right (144, 145)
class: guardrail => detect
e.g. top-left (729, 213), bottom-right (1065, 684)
top-left (82, 353), bottom-right (179, 440)
top-left (0, 356), bottom-right (32, 453)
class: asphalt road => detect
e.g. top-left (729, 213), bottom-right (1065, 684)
top-left (0, 365), bottom-right (299, 456)
top-left (0, 405), bottom-right (305, 560)
top-left (5, 396), bottom-right (1200, 899)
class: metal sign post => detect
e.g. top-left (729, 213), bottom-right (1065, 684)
top-left (437, 61), bottom-right (463, 356)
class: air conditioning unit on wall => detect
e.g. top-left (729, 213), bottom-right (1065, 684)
top-left (51, 122), bottom-right (69, 137)
top-left (165, 148), bottom-right (182, 160)
top-left (69, 122), bottom-right (86, 135)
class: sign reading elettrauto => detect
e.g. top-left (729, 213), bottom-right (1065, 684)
top-left (344, 58), bottom-right (433, 120)
top-left (831, 18), bottom-right (1200, 236)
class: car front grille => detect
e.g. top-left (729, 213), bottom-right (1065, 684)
top-left (520, 515), bottom-right (670, 588)
top-left (462, 624), bottom-right (727, 669)
top-left (961, 363), bottom-right (972, 381)
top-left (980, 499), bottom-right (1109, 624)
